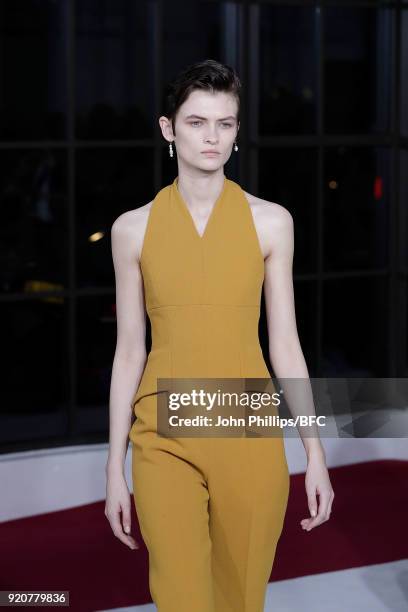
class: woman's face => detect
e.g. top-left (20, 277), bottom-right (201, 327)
top-left (172, 89), bottom-right (239, 171)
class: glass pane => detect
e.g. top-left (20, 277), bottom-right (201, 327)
top-left (76, 295), bottom-right (116, 434)
top-left (406, 279), bottom-right (408, 378)
top-left (0, 149), bottom-right (68, 294)
top-left (163, 1), bottom-right (224, 92)
top-left (259, 5), bottom-right (317, 135)
top-left (0, 0), bottom-right (68, 140)
top-left (258, 148), bottom-right (318, 274)
top-left (323, 147), bottom-right (390, 271)
top-left (0, 299), bottom-right (69, 445)
top-left (75, 0), bottom-right (155, 139)
top-left (323, 277), bottom-right (388, 377)
top-left (401, 9), bottom-right (408, 136)
top-left (402, 149), bottom-right (408, 271)
top-left (324, 6), bottom-right (393, 134)
top-left (76, 147), bottom-right (154, 288)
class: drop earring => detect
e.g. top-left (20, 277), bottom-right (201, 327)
top-left (169, 142), bottom-right (174, 158)
top-left (234, 141), bottom-right (238, 152)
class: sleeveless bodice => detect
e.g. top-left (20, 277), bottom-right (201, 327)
top-left (131, 175), bottom-right (270, 408)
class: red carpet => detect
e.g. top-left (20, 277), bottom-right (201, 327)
top-left (272, 458), bottom-right (408, 580)
top-left (0, 459), bottom-right (406, 612)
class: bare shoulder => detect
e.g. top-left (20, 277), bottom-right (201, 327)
top-left (111, 200), bottom-right (154, 261)
top-left (242, 190), bottom-right (293, 258)
top-left (242, 190), bottom-right (293, 226)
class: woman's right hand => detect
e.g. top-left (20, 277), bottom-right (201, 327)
top-left (105, 467), bottom-right (140, 550)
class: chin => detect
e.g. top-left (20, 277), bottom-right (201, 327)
top-left (199, 164), bottom-right (223, 173)
top-left (199, 157), bottom-right (223, 165)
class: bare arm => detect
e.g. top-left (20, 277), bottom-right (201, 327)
top-left (104, 211), bottom-right (147, 550)
top-left (106, 211), bottom-right (147, 474)
top-left (264, 205), bottom-right (334, 532)
top-left (263, 206), bottom-right (324, 459)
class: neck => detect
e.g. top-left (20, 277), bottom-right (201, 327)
top-left (176, 172), bottom-right (226, 210)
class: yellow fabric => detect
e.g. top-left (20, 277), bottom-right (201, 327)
top-left (131, 175), bottom-right (271, 408)
top-left (129, 175), bottom-right (290, 612)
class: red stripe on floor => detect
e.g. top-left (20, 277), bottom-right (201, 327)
top-left (0, 459), bottom-right (406, 611)
top-left (272, 459), bottom-right (408, 580)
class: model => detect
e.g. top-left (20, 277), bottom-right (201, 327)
top-left (105, 59), bottom-right (335, 612)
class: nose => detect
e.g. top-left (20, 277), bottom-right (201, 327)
top-left (204, 128), bottom-right (219, 143)
top-left (204, 136), bottom-right (218, 145)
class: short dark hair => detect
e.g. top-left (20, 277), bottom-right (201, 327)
top-left (163, 58), bottom-right (241, 136)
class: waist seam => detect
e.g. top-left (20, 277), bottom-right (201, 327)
top-left (147, 303), bottom-right (259, 311)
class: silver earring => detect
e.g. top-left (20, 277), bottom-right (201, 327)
top-left (234, 141), bottom-right (238, 152)
top-left (169, 142), bottom-right (174, 158)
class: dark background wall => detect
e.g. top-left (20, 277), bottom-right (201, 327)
top-left (0, 0), bottom-right (407, 452)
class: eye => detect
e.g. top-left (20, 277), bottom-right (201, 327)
top-left (190, 121), bottom-right (202, 127)
top-left (221, 122), bottom-right (232, 128)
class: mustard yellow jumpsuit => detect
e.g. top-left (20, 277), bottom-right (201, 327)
top-left (129, 175), bottom-right (290, 612)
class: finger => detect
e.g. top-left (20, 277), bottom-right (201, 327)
top-left (106, 508), bottom-right (138, 549)
top-left (112, 525), bottom-right (139, 549)
top-left (326, 491), bottom-right (335, 518)
top-left (126, 535), bottom-right (140, 549)
top-left (109, 512), bottom-right (135, 547)
top-left (307, 491), bottom-right (331, 528)
top-left (319, 490), bottom-right (333, 521)
top-left (307, 490), bottom-right (318, 519)
top-left (121, 503), bottom-right (132, 535)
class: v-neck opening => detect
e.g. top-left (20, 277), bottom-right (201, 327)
top-left (173, 176), bottom-right (227, 241)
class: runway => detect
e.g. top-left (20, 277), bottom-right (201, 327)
top-left (1, 436), bottom-right (407, 612)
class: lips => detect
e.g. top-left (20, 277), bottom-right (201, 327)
top-left (202, 151), bottom-right (220, 154)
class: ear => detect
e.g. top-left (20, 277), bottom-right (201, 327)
top-left (158, 116), bottom-right (174, 141)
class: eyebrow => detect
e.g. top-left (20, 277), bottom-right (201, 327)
top-left (184, 114), bottom-right (237, 121)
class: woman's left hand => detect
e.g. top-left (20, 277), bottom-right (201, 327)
top-left (300, 450), bottom-right (335, 532)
